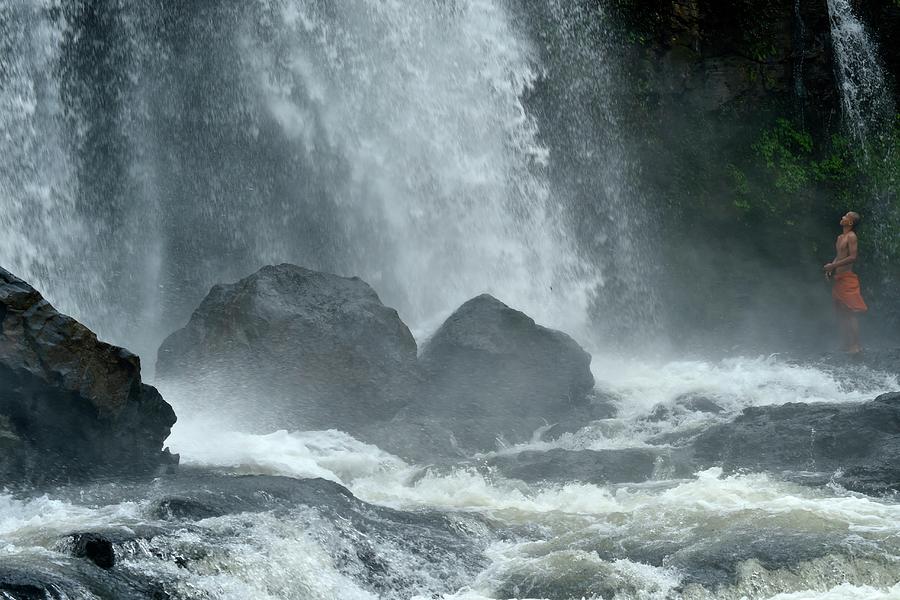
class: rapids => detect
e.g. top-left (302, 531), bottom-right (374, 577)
top-left (4, 355), bottom-right (900, 599)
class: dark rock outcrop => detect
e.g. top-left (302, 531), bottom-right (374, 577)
top-left (63, 533), bottom-right (118, 570)
top-left (411, 294), bottom-right (595, 453)
top-left (156, 264), bottom-right (417, 434)
top-left (670, 392), bottom-right (900, 494)
top-left (0, 267), bottom-right (177, 485)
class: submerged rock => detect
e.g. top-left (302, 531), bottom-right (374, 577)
top-left (487, 448), bottom-right (677, 485)
top-left (0, 551), bottom-right (176, 600)
top-left (156, 264), bottom-right (418, 434)
top-left (411, 294), bottom-right (594, 453)
top-left (675, 392), bottom-right (900, 494)
top-left (0, 267), bottom-right (177, 485)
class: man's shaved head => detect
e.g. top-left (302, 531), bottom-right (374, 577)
top-left (848, 211), bottom-right (860, 228)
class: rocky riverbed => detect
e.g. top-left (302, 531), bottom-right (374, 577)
top-left (3, 265), bottom-right (900, 599)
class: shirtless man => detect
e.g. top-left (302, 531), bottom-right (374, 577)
top-left (824, 211), bottom-right (867, 353)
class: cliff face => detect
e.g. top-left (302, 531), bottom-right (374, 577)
top-left (599, 0), bottom-right (900, 350)
top-left (633, 0), bottom-right (838, 119)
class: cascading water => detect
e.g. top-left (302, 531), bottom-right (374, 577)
top-left (0, 0), bottom-right (622, 361)
top-left (826, 0), bottom-right (898, 292)
top-left (826, 0), bottom-right (894, 157)
top-left (248, 0), bottom-right (602, 335)
top-left (0, 2), bottom-right (85, 308)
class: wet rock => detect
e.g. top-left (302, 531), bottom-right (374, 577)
top-left (675, 394), bottom-right (724, 414)
top-left (58, 527), bottom-right (169, 570)
top-left (0, 267), bottom-right (177, 486)
top-left (147, 473), bottom-right (358, 520)
top-left (0, 566), bottom-right (74, 600)
top-left (0, 560), bottom-right (173, 600)
top-left (666, 529), bottom-right (848, 589)
top-left (540, 391), bottom-right (619, 440)
top-left (66, 533), bottom-right (116, 569)
top-left (355, 416), bottom-right (467, 463)
top-left (412, 294), bottom-right (594, 453)
top-left (675, 392), bottom-right (900, 494)
top-left (156, 264), bottom-right (417, 435)
top-left (487, 448), bottom-right (678, 485)
top-left (142, 472), bottom-right (491, 597)
top-left (648, 393), bottom-right (724, 422)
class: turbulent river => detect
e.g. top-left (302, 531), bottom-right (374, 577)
top-left (3, 354), bottom-right (900, 599)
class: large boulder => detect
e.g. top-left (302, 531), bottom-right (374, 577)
top-left (412, 294), bottom-right (595, 452)
top-left (156, 264), bottom-right (417, 434)
top-left (668, 392), bottom-right (900, 494)
top-left (0, 267), bottom-right (177, 485)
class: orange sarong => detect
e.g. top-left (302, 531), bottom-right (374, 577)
top-left (832, 272), bottom-right (867, 312)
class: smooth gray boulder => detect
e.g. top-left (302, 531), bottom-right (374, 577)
top-left (663, 392), bottom-right (900, 494)
top-left (0, 267), bottom-right (177, 485)
top-left (412, 294), bottom-right (595, 453)
top-left (156, 264), bottom-right (417, 434)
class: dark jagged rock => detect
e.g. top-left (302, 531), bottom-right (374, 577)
top-left (0, 559), bottom-right (173, 600)
top-left (56, 525), bottom-right (185, 572)
top-left (412, 294), bottom-right (594, 453)
top-left (156, 264), bottom-right (417, 434)
top-left (487, 448), bottom-right (679, 485)
top-left (669, 392), bottom-right (900, 494)
top-left (0, 267), bottom-right (177, 486)
top-left (66, 533), bottom-right (116, 569)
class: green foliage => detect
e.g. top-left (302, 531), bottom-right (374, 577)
top-left (753, 119), bottom-right (814, 193)
top-left (730, 116), bottom-right (900, 266)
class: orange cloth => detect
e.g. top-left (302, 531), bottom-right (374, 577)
top-left (832, 272), bottom-right (867, 312)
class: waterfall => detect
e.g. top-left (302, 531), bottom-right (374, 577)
top-left (0, 2), bottom-right (84, 307)
top-left (245, 0), bottom-right (601, 335)
top-left (826, 0), bottom-right (894, 157)
top-left (0, 0), bottom-right (657, 362)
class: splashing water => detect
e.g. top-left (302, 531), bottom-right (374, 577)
top-left (0, 2), bottom-right (84, 305)
top-left (0, 0), bottom-right (614, 361)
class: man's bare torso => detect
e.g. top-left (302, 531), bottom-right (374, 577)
top-left (834, 232), bottom-right (857, 274)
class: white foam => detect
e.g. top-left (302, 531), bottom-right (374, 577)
top-left (168, 421), bottom-right (407, 486)
top-left (483, 354), bottom-right (898, 455)
top-left (0, 493), bottom-right (140, 551)
top-left (593, 354), bottom-right (898, 419)
top-left (145, 511), bottom-right (379, 600)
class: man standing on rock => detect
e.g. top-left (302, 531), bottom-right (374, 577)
top-left (824, 211), bottom-right (867, 354)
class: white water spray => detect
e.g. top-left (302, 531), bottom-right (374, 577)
top-left (249, 0), bottom-right (601, 334)
top-left (0, 0), bottom-right (611, 357)
top-left (0, 2), bottom-right (85, 312)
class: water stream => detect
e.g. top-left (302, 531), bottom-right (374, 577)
top-left (826, 0), bottom-right (894, 158)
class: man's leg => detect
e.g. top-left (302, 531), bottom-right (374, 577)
top-left (836, 305), bottom-right (850, 351)
top-left (847, 312), bottom-right (862, 353)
